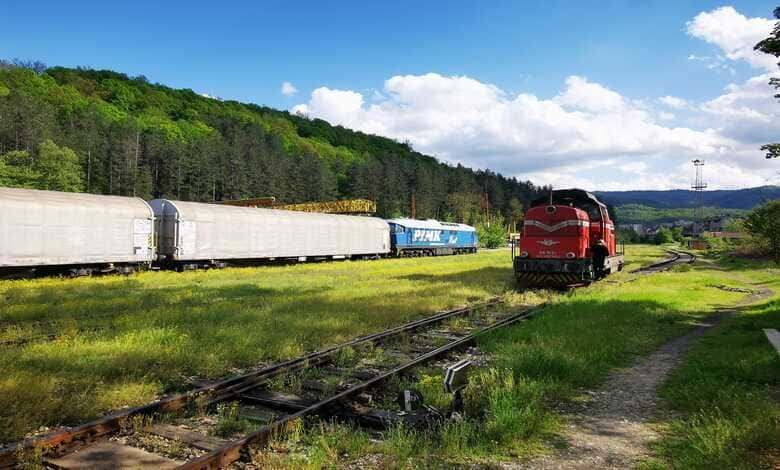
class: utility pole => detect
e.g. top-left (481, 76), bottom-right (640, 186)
top-left (133, 131), bottom-right (140, 197)
top-left (87, 149), bottom-right (91, 193)
top-left (410, 191), bottom-right (416, 219)
top-left (692, 159), bottom-right (707, 235)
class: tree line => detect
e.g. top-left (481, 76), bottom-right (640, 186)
top-left (0, 60), bottom-right (542, 225)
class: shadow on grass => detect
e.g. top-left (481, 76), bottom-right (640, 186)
top-left (0, 282), bottom-right (331, 327)
top-left (397, 266), bottom-right (513, 291)
top-left (0, 273), bottom-right (505, 441)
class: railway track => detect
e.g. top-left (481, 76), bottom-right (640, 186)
top-left (630, 250), bottom-right (696, 274)
top-left (2, 251), bottom-right (698, 468)
top-left (1, 298), bottom-right (541, 469)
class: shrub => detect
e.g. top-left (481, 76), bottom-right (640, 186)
top-left (654, 227), bottom-right (674, 245)
top-left (477, 216), bottom-right (507, 249)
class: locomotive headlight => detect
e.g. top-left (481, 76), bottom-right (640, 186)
top-left (566, 252), bottom-right (576, 259)
top-left (520, 251), bottom-right (529, 258)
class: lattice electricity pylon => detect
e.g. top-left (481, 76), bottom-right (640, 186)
top-left (691, 159), bottom-right (708, 233)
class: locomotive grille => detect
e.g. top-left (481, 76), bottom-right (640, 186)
top-left (515, 271), bottom-right (584, 286)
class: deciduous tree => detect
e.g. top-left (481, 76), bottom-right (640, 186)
top-left (754, 7), bottom-right (780, 159)
top-left (36, 139), bottom-right (83, 191)
top-left (743, 199), bottom-right (780, 263)
top-left (0, 150), bottom-right (39, 188)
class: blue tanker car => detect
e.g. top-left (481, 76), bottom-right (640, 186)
top-left (386, 218), bottom-right (478, 256)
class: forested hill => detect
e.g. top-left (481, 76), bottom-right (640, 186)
top-left (595, 186), bottom-right (780, 210)
top-left (0, 61), bottom-right (541, 222)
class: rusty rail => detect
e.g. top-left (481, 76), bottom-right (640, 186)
top-left (631, 250), bottom-right (695, 273)
top-left (0, 299), bottom-right (502, 468)
top-left (179, 306), bottom-right (537, 469)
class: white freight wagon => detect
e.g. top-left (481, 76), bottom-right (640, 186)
top-left (0, 187), bottom-right (155, 270)
top-left (149, 199), bottom-right (390, 263)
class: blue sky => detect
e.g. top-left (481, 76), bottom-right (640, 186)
top-left (2, 1), bottom-right (779, 190)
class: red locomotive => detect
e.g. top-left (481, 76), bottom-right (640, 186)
top-left (513, 189), bottom-right (623, 287)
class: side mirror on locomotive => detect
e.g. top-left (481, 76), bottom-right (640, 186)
top-left (513, 189), bottom-right (623, 287)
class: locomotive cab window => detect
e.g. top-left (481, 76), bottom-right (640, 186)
top-left (582, 202), bottom-right (601, 221)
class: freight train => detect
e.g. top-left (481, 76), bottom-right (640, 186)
top-left (0, 187), bottom-right (478, 276)
top-left (513, 189), bottom-right (623, 287)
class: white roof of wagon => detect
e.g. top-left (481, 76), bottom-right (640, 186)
top-left (0, 187), bottom-right (153, 217)
top-left (149, 199), bottom-right (390, 228)
top-left (385, 218), bottom-right (476, 232)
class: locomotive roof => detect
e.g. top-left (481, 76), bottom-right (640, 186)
top-left (385, 218), bottom-right (476, 232)
top-left (530, 189), bottom-right (605, 209)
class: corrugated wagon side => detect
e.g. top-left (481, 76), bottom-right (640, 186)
top-left (150, 199), bottom-right (390, 266)
top-left (0, 187), bottom-right (155, 275)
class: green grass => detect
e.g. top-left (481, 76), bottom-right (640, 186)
top-left (0, 251), bottom-right (513, 443)
top-left (400, 245), bottom-right (752, 464)
top-left (4, 244), bottom-right (776, 468)
top-left (648, 258), bottom-right (780, 469)
top-left (261, 244), bottom-right (779, 467)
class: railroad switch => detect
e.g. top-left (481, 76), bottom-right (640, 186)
top-left (444, 359), bottom-right (473, 413)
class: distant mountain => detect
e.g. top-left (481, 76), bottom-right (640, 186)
top-left (595, 186), bottom-right (780, 210)
top-left (613, 204), bottom-right (746, 224)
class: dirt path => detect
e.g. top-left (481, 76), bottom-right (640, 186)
top-left (512, 284), bottom-right (773, 470)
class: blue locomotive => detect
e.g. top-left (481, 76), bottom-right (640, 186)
top-left (386, 218), bottom-right (478, 257)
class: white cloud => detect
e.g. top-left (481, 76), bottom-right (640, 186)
top-left (687, 6), bottom-right (776, 71)
top-left (291, 104), bottom-right (306, 114)
top-left (293, 73), bottom-right (767, 190)
top-left (659, 96), bottom-right (689, 109)
top-left (281, 81), bottom-right (298, 96)
top-left (698, 73), bottom-right (780, 143)
top-left (289, 7), bottom-right (780, 191)
top-left (554, 76), bottom-right (625, 112)
top-left (701, 161), bottom-right (771, 188)
top-left (684, 7), bottom-right (780, 157)
top-left (688, 53), bottom-right (738, 75)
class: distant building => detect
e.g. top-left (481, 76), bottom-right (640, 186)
top-left (671, 220), bottom-right (693, 228)
top-left (688, 239), bottom-right (708, 250)
top-left (689, 215), bottom-right (736, 236)
top-left (705, 216), bottom-right (734, 232)
top-left (618, 223), bottom-right (644, 234)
